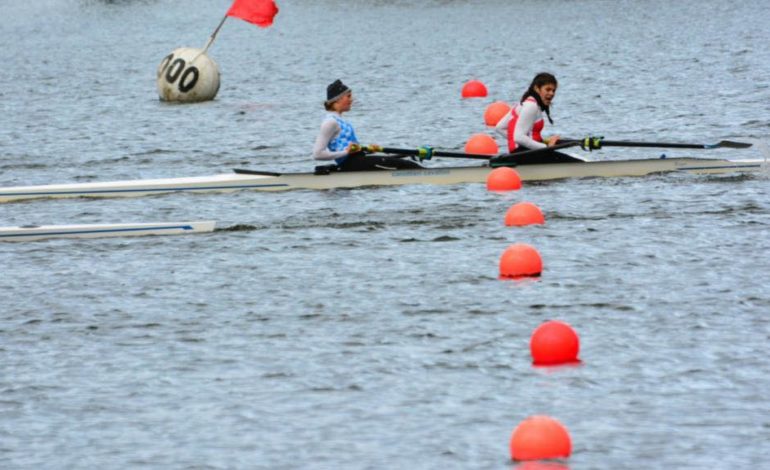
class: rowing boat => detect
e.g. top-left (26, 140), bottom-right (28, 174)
top-left (0, 221), bottom-right (216, 242)
top-left (0, 156), bottom-right (763, 203)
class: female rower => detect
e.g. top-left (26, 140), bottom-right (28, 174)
top-left (494, 72), bottom-right (580, 164)
top-left (312, 79), bottom-right (422, 172)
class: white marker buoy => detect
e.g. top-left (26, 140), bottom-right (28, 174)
top-left (155, 1), bottom-right (278, 103)
top-left (156, 47), bottom-right (220, 103)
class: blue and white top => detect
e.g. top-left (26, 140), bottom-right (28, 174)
top-left (312, 113), bottom-right (360, 164)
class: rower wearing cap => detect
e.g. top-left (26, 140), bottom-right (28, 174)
top-left (312, 79), bottom-right (422, 172)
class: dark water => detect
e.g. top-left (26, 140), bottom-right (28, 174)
top-left (1, 1), bottom-right (769, 468)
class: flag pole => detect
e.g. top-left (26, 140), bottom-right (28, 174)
top-left (202, 15), bottom-right (229, 54)
top-left (188, 14), bottom-right (227, 67)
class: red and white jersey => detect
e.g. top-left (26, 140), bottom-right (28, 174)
top-left (494, 97), bottom-right (546, 153)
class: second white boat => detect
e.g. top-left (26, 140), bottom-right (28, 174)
top-left (0, 221), bottom-right (216, 242)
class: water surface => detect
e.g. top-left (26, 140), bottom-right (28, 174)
top-left (1, 1), bottom-right (769, 468)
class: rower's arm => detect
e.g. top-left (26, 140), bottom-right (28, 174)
top-left (312, 119), bottom-right (348, 160)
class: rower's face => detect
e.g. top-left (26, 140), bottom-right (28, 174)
top-left (535, 83), bottom-right (557, 106)
top-left (335, 92), bottom-right (353, 112)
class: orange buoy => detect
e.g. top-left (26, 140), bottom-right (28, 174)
top-left (486, 167), bottom-right (521, 191)
top-left (530, 320), bottom-right (580, 365)
top-left (505, 202), bottom-right (545, 226)
top-left (509, 415), bottom-right (572, 461)
top-left (465, 133), bottom-right (498, 155)
top-left (499, 243), bottom-right (542, 278)
top-left (484, 101), bottom-right (511, 126)
top-left (461, 79), bottom-right (488, 98)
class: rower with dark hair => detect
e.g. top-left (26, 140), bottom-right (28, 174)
top-left (312, 79), bottom-right (422, 172)
top-left (495, 73), bottom-right (580, 164)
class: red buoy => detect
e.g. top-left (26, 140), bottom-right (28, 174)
top-left (461, 79), bottom-right (488, 98)
top-left (465, 133), bottom-right (498, 155)
top-left (486, 167), bottom-right (522, 191)
top-left (530, 320), bottom-right (580, 365)
top-left (499, 243), bottom-right (542, 278)
top-left (484, 101), bottom-right (511, 126)
top-left (504, 202), bottom-right (545, 226)
top-left (510, 415), bottom-right (572, 461)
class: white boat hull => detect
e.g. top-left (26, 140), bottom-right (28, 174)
top-left (0, 157), bottom-right (763, 203)
top-left (0, 221), bottom-right (216, 242)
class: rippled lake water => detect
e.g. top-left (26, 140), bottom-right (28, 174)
top-left (1, 1), bottom-right (769, 468)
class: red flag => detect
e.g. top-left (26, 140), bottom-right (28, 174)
top-left (226, 0), bottom-right (279, 28)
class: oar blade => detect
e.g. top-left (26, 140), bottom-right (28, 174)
top-left (714, 140), bottom-right (753, 149)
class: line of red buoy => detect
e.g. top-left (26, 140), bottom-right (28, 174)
top-left (470, 112), bottom-right (580, 461)
top-left (460, 80), bottom-right (584, 462)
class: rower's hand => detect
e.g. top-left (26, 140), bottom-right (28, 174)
top-left (546, 135), bottom-right (561, 147)
top-left (347, 143), bottom-right (362, 154)
top-left (365, 144), bottom-right (383, 154)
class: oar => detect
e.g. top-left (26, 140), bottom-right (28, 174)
top-left (563, 137), bottom-right (752, 150)
top-left (370, 142), bottom-right (581, 161)
top-left (372, 138), bottom-right (750, 161)
top-left (488, 142), bottom-right (585, 167)
top-left (375, 146), bottom-right (493, 160)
